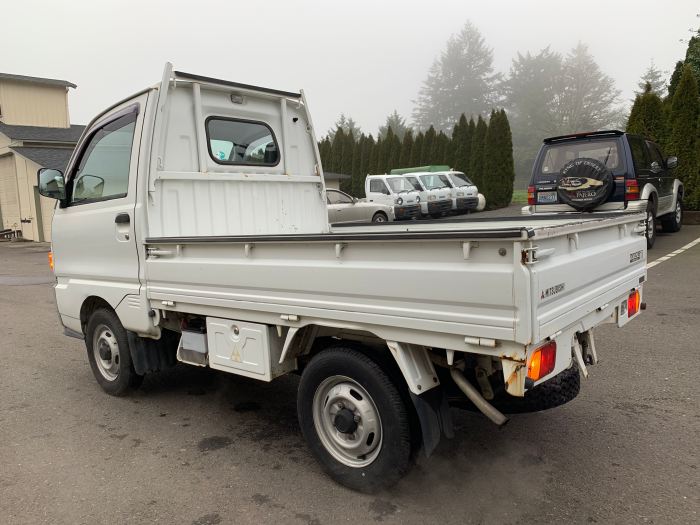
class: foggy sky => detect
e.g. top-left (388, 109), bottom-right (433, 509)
top-left (2, 0), bottom-right (697, 136)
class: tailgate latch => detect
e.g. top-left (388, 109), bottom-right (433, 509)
top-left (521, 246), bottom-right (555, 264)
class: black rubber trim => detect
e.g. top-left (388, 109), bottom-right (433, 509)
top-left (63, 326), bottom-right (84, 340)
top-left (145, 228), bottom-right (534, 245)
top-left (174, 71), bottom-right (302, 99)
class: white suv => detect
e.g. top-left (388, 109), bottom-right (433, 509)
top-left (364, 175), bottom-right (421, 220)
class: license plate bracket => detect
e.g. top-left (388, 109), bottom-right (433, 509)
top-left (537, 191), bottom-right (557, 204)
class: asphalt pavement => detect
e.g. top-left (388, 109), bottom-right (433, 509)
top-left (1, 226), bottom-right (698, 525)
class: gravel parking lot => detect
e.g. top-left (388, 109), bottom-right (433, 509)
top-left (1, 227), bottom-right (699, 525)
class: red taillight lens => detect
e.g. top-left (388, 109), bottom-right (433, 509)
top-left (527, 185), bottom-right (536, 205)
top-left (528, 340), bottom-right (557, 381)
top-left (627, 290), bottom-right (640, 317)
top-left (625, 179), bottom-right (640, 201)
top-left (48, 251), bottom-right (54, 271)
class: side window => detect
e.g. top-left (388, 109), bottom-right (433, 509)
top-left (327, 191), bottom-right (352, 204)
top-left (628, 136), bottom-right (650, 172)
top-left (70, 113), bottom-right (137, 205)
top-left (369, 179), bottom-right (389, 195)
top-left (646, 141), bottom-right (665, 170)
top-left (206, 118), bottom-right (279, 166)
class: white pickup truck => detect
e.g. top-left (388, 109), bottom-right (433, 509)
top-left (39, 64), bottom-right (647, 492)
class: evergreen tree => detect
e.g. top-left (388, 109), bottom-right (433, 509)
top-left (636, 61), bottom-right (666, 97)
top-left (483, 110), bottom-right (515, 208)
top-left (327, 114), bottom-right (362, 141)
top-left (329, 128), bottom-right (346, 173)
top-left (412, 21), bottom-right (500, 131)
top-left (386, 128), bottom-right (402, 172)
top-left (398, 130), bottom-right (414, 168)
top-left (318, 137), bottom-right (332, 172)
top-left (667, 64), bottom-right (699, 209)
top-left (367, 136), bottom-right (379, 175)
top-left (349, 134), bottom-right (363, 196)
top-left (378, 110), bottom-right (410, 141)
top-left (464, 117), bottom-right (475, 172)
top-left (436, 131), bottom-right (450, 166)
top-left (450, 114), bottom-right (467, 169)
top-left (468, 115), bottom-right (488, 189)
top-left (356, 134), bottom-right (374, 195)
top-left (410, 132), bottom-right (424, 167)
top-left (667, 61), bottom-right (685, 101)
top-left (685, 30), bottom-right (700, 84)
top-left (626, 83), bottom-right (666, 144)
top-left (421, 126), bottom-right (437, 164)
top-left (339, 131), bottom-right (355, 192)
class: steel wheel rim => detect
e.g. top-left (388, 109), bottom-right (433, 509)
top-left (647, 211), bottom-right (655, 238)
top-left (93, 324), bottom-right (120, 381)
top-left (312, 375), bottom-right (382, 468)
top-left (675, 202), bottom-right (682, 223)
top-left (374, 215), bottom-right (386, 223)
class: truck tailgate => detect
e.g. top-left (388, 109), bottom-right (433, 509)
top-left (528, 214), bottom-right (646, 342)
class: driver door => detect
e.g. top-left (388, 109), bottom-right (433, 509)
top-left (52, 95), bottom-right (148, 320)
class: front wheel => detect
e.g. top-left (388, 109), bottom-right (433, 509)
top-left (85, 308), bottom-right (143, 396)
top-left (661, 198), bottom-right (683, 233)
top-left (297, 347), bottom-right (413, 492)
top-left (371, 212), bottom-right (388, 223)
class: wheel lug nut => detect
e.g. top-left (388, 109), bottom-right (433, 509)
top-left (353, 415), bottom-right (360, 423)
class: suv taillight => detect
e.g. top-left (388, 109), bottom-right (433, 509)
top-left (527, 185), bottom-right (536, 205)
top-left (625, 179), bottom-right (640, 201)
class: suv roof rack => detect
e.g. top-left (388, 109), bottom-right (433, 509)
top-left (543, 130), bottom-right (624, 144)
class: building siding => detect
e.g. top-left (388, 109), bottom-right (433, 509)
top-left (0, 154), bottom-right (20, 232)
top-left (0, 80), bottom-right (69, 128)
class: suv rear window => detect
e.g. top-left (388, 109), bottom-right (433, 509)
top-left (538, 139), bottom-right (621, 178)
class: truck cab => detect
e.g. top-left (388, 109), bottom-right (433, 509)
top-left (364, 174), bottom-right (421, 220)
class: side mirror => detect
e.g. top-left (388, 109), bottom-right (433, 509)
top-left (650, 161), bottom-right (661, 173)
top-left (666, 156), bottom-right (678, 169)
top-left (37, 168), bottom-right (66, 200)
top-left (352, 197), bottom-right (359, 204)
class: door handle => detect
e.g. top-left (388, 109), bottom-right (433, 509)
top-left (115, 213), bottom-right (130, 224)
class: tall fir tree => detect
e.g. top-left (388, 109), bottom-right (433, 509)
top-left (636, 61), bottom-right (666, 97)
top-left (483, 110), bottom-right (515, 208)
top-left (666, 61), bottom-right (685, 102)
top-left (685, 30), bottom-right (700, 85)
top-left (421, 126), bottom-right (437, 164)
top-left (450, 114), bottom-right (467, 169)
top-left (468, 115), bottom-right (488, 189)
top-left (410, 132), bottom-right (424, 167)
top-left (398, 130), bottom-right (414, 168)
top-left (626, 83), bottom-right (666, 145)
top-left (318, 137), bottom-right (332, 172)
top-left (667, 64), bottom-right (699, 209)
top-left (464, 117), bottom-right (475, 173)
top-left (378, 110), bottom-right (410, 141)
top-left (436, 131), bottom-right (450, 166)
top-left (367, 135), bottom-right (379, 175)
top-left (339, 131), bottom-right (355, 192)
top-left (386, 128), bottom-right (401, 172)
top-left (329, 128), bottom-right (346, 173)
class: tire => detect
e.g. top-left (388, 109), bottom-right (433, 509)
top-left (645, 204), bottom-right (657, 249)
top-left (85, 308), bottom-right (143, 396)
top-left (556, 158), bottom-right (614, 211)
top-left (371, 212), bottom-right (388, 223)
top-left (297, 346), bottom-right (412, 492)
top-left (661, 197), bottom-right (683, 233)
top-left (489, 363), bottom-right (580, 414)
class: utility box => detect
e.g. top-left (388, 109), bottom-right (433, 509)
top-left (206, 317), bottom-right (295, 381)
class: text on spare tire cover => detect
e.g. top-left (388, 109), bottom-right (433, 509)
top-left (556, 158), bottom-right (613, 211)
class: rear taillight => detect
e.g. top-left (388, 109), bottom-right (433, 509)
top-left (527, 185), bottom-right (536, 205)
top-left (48, 251), bottom-right (54, 271)
top-left (627, 290), bottom-right (640, 317)
top-left (528, 340), bottom-right (557, 381)
top-left (625, 179), bottom-right (640, 201)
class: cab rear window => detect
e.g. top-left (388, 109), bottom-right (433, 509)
top-left (538, 139), bottom-right (621, 178)
top-left (206, 118), bottom-right (279, 166)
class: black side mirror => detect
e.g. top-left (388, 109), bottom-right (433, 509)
top-left (666, 156), bottom-right (678, 169)
top-left (37, 168), bottom-right (66, 200)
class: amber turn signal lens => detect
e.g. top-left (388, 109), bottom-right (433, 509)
top-left (528, 340), bottom-right (557, 381)
top-left (527, 185), bottom-right (536, 205)
top-left (48, 251), bottom-right (54, 271)
top-left (627, 290), bottom-right (640, 317)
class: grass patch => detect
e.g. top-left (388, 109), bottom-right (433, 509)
top-left (511, 189), bottom-right (528, 204)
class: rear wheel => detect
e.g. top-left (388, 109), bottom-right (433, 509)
top-left (85, 308), bottom-right (143, 396)
top-left (371, 212), bottom-right (388, 223)
top-left (661, 198), bottom-right (683, 233)
top-left (645, 205), bottom-right (657, 249)
top-left (297, 347), bottom-right (412, 492)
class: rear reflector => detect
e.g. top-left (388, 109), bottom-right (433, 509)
top-left (527, 185), bottom-right (536, 205)
top-left (627, 290), bottom-right (640, 317)
top-left (625, 179), bottom-right (640, 201)
top-left (528, 340), bottom-right (557, 381)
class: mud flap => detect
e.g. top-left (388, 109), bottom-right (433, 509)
top-left (410, 387), bottom-right (454, 457)
top-left (127, 330), bottom-right (178, 375)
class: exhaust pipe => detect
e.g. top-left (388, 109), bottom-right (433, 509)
top-left (450, 368), bottom-right (509, 427)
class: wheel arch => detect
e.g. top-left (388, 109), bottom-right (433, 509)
top-left (80, 296), bottom-right (115, 334)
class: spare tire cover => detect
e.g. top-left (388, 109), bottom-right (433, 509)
top-left (556, 158), bottom-right (613, 211)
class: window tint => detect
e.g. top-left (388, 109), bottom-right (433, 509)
top-left (327, 190), bottom-right (353, 204)
top-left (369, 179), bottom-right (390, 194)
top-left (451, 172), bottom-right (473, 186)
top-left (70, 113), bottom-right (136, 204)
top-left (420, 174), bottom-right (449, 189)
top-left (405, 176), bottom-right (423, 191)
top-left (646, 141), bottom-right (664, 170)
top-left (539, 139), bottom-right (621, 175)
top-left (207, 118), bottom-right (279, 165)
top-left (628, 136), bottom-right (650, 172)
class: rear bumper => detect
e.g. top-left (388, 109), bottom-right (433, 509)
top-left (393, 204), bottom-right (421, 220)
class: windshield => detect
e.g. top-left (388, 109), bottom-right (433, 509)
top-left (405, 176), bottom-right (423, 191)
top-left (386, 177), bottom-right (416, 193)
top-left (419, 174), bottom-right (449, 189)
top-left (538, 139), bottom-right (621, 179)
top-left (450, 172), bottom-right (473, 186)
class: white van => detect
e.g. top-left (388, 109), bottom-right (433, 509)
top-left (364, 174), bottom-right (421, 220)
top-left (441, 171), bottom-right (480, 212)
top-left (402, 173), bottom-right (452, 217)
